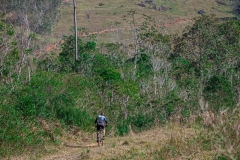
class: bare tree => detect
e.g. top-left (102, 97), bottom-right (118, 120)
top-left (1, 0), bottom-right (61, 82)
top-left (123, 10), bottom-right (158, 82)
top-left (73, 0), bottom-right (78, 62)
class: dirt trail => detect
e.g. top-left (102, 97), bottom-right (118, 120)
top-left (40, 126), bottom-right (196, 160)
top-left (79, 17), bottom-right (191, 37)
top-left (43, 17), bottom-right (191, 53)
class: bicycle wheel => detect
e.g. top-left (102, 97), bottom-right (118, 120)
top-left (97, 131), bottom-right (101, 147)
top-left (101, 135), bottom-right (104, 146)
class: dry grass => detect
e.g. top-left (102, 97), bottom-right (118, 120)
top-left (36, 124), bottom-right (203, 160)
top-left (8, 109), bottom-right (240, 160)
top-left (39, 109), bottom-right (239, 160)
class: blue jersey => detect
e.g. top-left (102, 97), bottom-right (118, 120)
top-left (95, 115), bottom-right (108, 125)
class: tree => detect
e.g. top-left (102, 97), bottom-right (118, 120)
top-left (122, 10), bottom-right (154, 81)
top-left (139, 27), bottom-right (171, 97)
top-left (1, 0), bottom-right (61, 34)
top-left (59, 34), bottom-right (96, 74)
top-left (73, 0), bottom-right (78, 63)
top-left (172, 15), bottom-right (240, 110)
top-left (1, 0), bottom-right (61, 82)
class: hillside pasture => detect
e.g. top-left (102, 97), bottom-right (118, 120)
top-left (53, 0), bottom-right (233, 40)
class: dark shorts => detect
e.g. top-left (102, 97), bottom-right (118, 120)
top-left (97, 124), bottom-right (104, 131)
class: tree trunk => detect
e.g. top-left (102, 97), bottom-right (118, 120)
top-left (73, 0), bottom-right (78, 62)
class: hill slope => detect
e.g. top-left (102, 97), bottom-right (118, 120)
top-left (54, 0), bottom-right (233, 39)
top-left (0, 1), bottom-right (239, 159)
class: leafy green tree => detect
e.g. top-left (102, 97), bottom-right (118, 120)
top-left (172, 15), bottom-right (240, 111)
top-left (59, 34), bottom-right (96, 74)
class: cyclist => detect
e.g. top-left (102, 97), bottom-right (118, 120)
top-left (95, 112), bottom-right (108, 141)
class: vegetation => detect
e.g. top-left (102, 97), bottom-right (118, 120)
top-left (1, 0), bottom-right (61, 33)
top-left (54, 0), bottom-right (233, 39)
top-left (0, 1), bottom-right (240, 159)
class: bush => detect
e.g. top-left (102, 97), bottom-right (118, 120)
top-left (92, 54), bottom-right (121, 82)
top-left (99, 3), bottom-right (105, 6)
top-left (0, 104), bottom-right (44, 157)
top-left (136, 53), bottom-right (152, 79)
top-left (59, 35), bottom-right (96, 73)
top-left (203, 75), bottom-right (236, 111)
top-left (116, 120), bottom-right (129, 136)
top-left (0, 71), bottom-right (98, 157)
top-left (163, 91), bottom-right (184, 118)
top-left (131, 114), bottom-right (155, 131)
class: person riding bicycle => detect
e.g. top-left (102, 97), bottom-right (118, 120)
top-left (95, 112), bottom-right (108, 140)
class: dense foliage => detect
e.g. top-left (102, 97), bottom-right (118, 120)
top-left (0, 14), bottom-right (240, 158)
top-left (172, 15), bottom-right (240, 111)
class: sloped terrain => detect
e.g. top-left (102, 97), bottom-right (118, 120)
top-left (1, 1), bottom-right (239, 159)
top-left (54, 0), bottom-right (233, 38)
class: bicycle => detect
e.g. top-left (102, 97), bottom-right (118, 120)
top-left (97, 127), bottom-right (104, 147)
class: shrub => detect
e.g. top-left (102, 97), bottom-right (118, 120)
top-left (116, 120), bottom-right (129, 136)
top-left (131, 114), bottom-right (155, 131)
top-left (203, 75), bottom-right (236, 111)
top-left (163, 91), bottom-right (184, 118)
top-left (99, 3), bottom-right (104, 6)
top-left (59, 35), bottom-right (96, 73)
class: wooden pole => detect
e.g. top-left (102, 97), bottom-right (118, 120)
top-left (73, 0), bottom-right (78, 61)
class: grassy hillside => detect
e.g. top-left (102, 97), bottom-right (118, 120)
top-left (54, 0), bottom-right (233, 39)
top-left (0, 0), bottom-right (240, 159)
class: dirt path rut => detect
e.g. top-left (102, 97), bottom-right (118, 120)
top-left (40, 127), bottom-right (196, 160)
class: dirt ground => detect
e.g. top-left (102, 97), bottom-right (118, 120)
top-left (38, 126), bottom-right (196, 160)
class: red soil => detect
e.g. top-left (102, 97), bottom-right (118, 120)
top-left (44, 18), bottom-right (192, 52)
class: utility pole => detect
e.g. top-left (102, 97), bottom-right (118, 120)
top-left (73, 0), bottom-right (78, 62)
